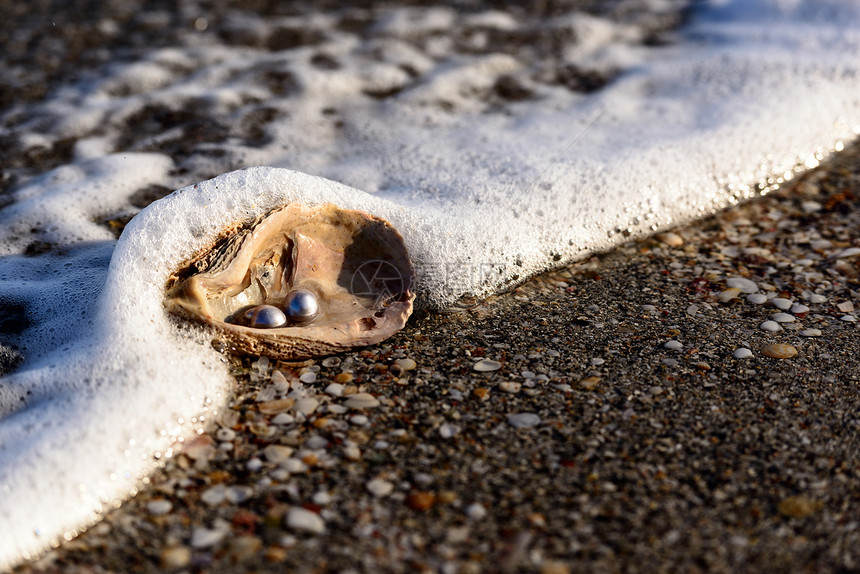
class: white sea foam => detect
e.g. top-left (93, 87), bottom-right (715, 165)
top-left (1, 0), bottom-right (859, 567)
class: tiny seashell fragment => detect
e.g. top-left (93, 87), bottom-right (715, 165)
top-left (726, 277), bottom-right (759, 293)
top-left (717, 288), bottom-right (740, 303)
top-left (473, 359), bottom-right (502, 372)
top-left (761, 343), bottom-right (798, 359)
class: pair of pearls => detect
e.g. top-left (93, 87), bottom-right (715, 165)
top-left (241, 289), bottom-right (319, 328)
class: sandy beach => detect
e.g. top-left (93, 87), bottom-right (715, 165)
top-left (9, 142), bottom-right (859, 573)
top-left (3, 1), bottom-right (860, 572)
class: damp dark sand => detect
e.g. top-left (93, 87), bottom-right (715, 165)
top-left (11, 143), bottom-right (860, 574)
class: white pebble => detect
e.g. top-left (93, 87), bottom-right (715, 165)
top-left (507, 413), bottom-right (541, 428)
top-left (772, 313), bottom-right (795, 323)
top-left (280, 458), bottom-right (308, 473)
top-left (746, 293), bottom-right (768, 304)
top-left (801, 328), bottom-right (822, 337)
top-left (263, 445), bottom-right (294, 463)
top-left (686, 304), bottom-right (699, 316)
top-left (271, 413), bottom-right (295, 425)
top-left (299, 371), bottom-right (317, 384)
top-left (286, 507), bottom-right (325, 535)
top-left (200, 485), bottom-right (226, 506)
top-left (191, 521), bottom-right (230, 548)
top-left (344, 393), bottom-right (380, 409)
top-left (147, 499), bottom-right (173, 516)
top-left (295, 397), bottom-right (320, 415)
top-left (394, 358), bottom-right (417, 371)
top-left (225, 486), bottom-right (253, 504)
top-left (733, 348), bottom-right (753, 359)
top-left (499, 381), bottom-right (521, 393)
top-left (366, 478), bottom-right (394, 497)
top-left (790, 303), bottom-right (810, 314)
top-left (809, 294), bottom-right (828, 304)
top-left (590, 358), bottom-right (605, 366)
top-left (726, 277), bottom-right (759, 293)
top-left (312, 491), bottom-right (332, 506)
top-left (641, 304), bottom-right (656, 312)
top-left (325, 383), bottom-right (344, 397)
top-left (215, 428), bottom-right (236, 442)
top-left (842, 315), bottom-right (857, 323)
top-left (246, 458), bottom-right (263, 472)
top-left (663, 340), bottom-right (683, 351)
top-left (770, 298), bottom-right (792, 310)
top-left (465, 502), bottom-right (487, 520)
top-left (760, 321), bottom-right (782, 332)
top-left (836, 247), bottom-right (860, 258)
top-left (349, 414), bottom-right (369, 425)
top-left (473, 359), bottom-right (502, 372)
top-left (439, 423), bottom-right (460, 438)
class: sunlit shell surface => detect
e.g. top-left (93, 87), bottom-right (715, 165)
top-left (165, 203), bottom-right (414, 359)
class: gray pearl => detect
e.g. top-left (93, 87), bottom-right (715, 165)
top-left (285, 289), bottom-right (319, 323)
top-left (242, 304), bottom-right (287, 329)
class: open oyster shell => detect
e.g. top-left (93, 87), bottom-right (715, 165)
top-left (165, 203), bottom-right (414, 359)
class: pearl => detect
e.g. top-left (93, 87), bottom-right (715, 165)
top-left (242, 304), bottom-right (287, 329)
top-left (285, 289), bottom-right (319, 323)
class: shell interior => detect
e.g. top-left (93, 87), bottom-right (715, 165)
top-left (165, 203), bottom-right (414, 359)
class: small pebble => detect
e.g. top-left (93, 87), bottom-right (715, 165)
top-left (772, 313), bottom-right (795, 323)
top-left (579, 376), bottom-right (601, 390)
top-left (733, 348), bottom-right (753, 359)
top-left (808, 294), bottom-right (828, 304)
top-left (295, 398), bottom-right (320, 415)
top-left (473, 359), bottom-right (502, 372)
top-left (160, 546), bottom-right (192, 569)
top-left (726, 277), bottom-right (759, 293)
top-left (367, 478), bottom-right (394, 497)
top-left (325, 383), bottom-right (344, 397)
top-left (590, 357), bottom-right (605, 366)
top-left (334, 372), bottom-right (353, 384)
top-left (312, 491), bottom-right (332, 505)
top-left (842, 315), bottom-right (857, 323)
top-left (439, 423), bottom-right (460, 438)
top-left (760, 321), bottom-right (782, 332)
top-left (746, 293), bottom-right (768, 304)
top-left (770, 298), bottom-right (792, 310)
top-left (465, 502), bottom-right (487, 520)
top-left (790, 303), bottom-right (810, 314)
top-left (286, 507), bottom-right (325, 535)
top-left (686, 304), bottom-right (699, 316)
top-left (499, 381), bottom-right (521, 393)
top-left (507, 413), bottom-right (541, 428)
top-left (394, 358), bottom-right (417, 371)
top-left (344, 393), bottom-right (381, 409)
top-left (761, 343), bottom-right (798, 359)
top-left (837, 301), bottom-right (856, 313)
top-left (717, 288), bottom-right (740, 303)
top-left (191, 521), bottom-right (229, 548)
top-left (263, 445), bottom-right (294, 463)
top-left (663, 340), bottom-right (683, 351)
top-left (658, 232), bottom-right (684, 247)
top-left (801, 328), bottom-right (822, 337)
top-left (147, 499), bottom-right (173, 516)
top-left (299, 371), bottom-right (317, 384)
top-left (321, 357), bottom-right (341, 368)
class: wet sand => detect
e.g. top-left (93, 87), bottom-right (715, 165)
top-left (11, 144), bottom-right (860, 573)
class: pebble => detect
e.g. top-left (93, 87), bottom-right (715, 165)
top-left (499, 381), bottom-right (521, 393)
top-left (746, 293), bottom-right (768, 304)
top-left (717, 288), bottom-right (740, 303)
top-left (281, 459), bottom-right (308, 473)
top-left (801, 328), bottom-right (822, 337)
top-left (264, 445), bottom-right (294, 463)
top-left (200, 485), bottom-right (226, 506)
top-left (191, 520), bottom-right (230, 548)
top-left (790, 303), bottom-right (810, 314)
top-left (258, 398), bottom-right (296, 415)
top-left (579, 376), bottom-right (601, 390)
top-left (473, 359), bottom-right (502, 372)
top-left (836, 247), bottom-right (860, 258)
top-left (215, 428), bottom-right (236, 442)
top-left (312, 491), bottom-right (332, 505)
top-left (726, 277), bottom-right (759, 293)
top-left (325, 383), bottom-right (344, 397)
top-left (686, 304), bottom-right (699, 316)
top-left (842, 315), bottom-right (857, 323)
top-left (760, 321), bottom-right (782, 332)
top-left (770, 297), bottom-right (792, 310)
top-left (507, 413), bottom-right (541, 428)
top-left (160, 546), bottom-right (192, 569)
top-left (439, 423), bottom-right (460, 438)
top-left (321, 357), bottom-right (341, 368)
top-left (295, 398), bottom-right (320, 415)
top-left (286, 507), bottom-right (325, 535)
top-left (837, 301), bottom-right (856, 313)
top-left (334, 372), bottom-right (354, 384)
top-left (465, 502), bottom-right (487, 520)
top-left (761, 343), bottom-right (798, 359)
top-left (658, 231), bottom-right (684, 247)
top-left (733, 348), bottom-right (753, 359)
top-left (271, 413), bottom-right (295, 425)
top-left (344, 393), bottom-right (381, 409)
top-left (663, 340), bottom-right (683, 351)
top-left (367, 478), bottom-right (394, 497)
top-left (394, 358), bottom-right (417, 371)
top-left (772, 313), bottom-right (795, 323)
top-left (809, 294), bottom-right (828, 304)
top-left (350, 414), bottom-right (369, 425)
top-left (299, 371), bottom-right (317, 384)
top-left (146, 499), bottom-right (172, 516)
top-left (590, 357), bottom-right (605, 366)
